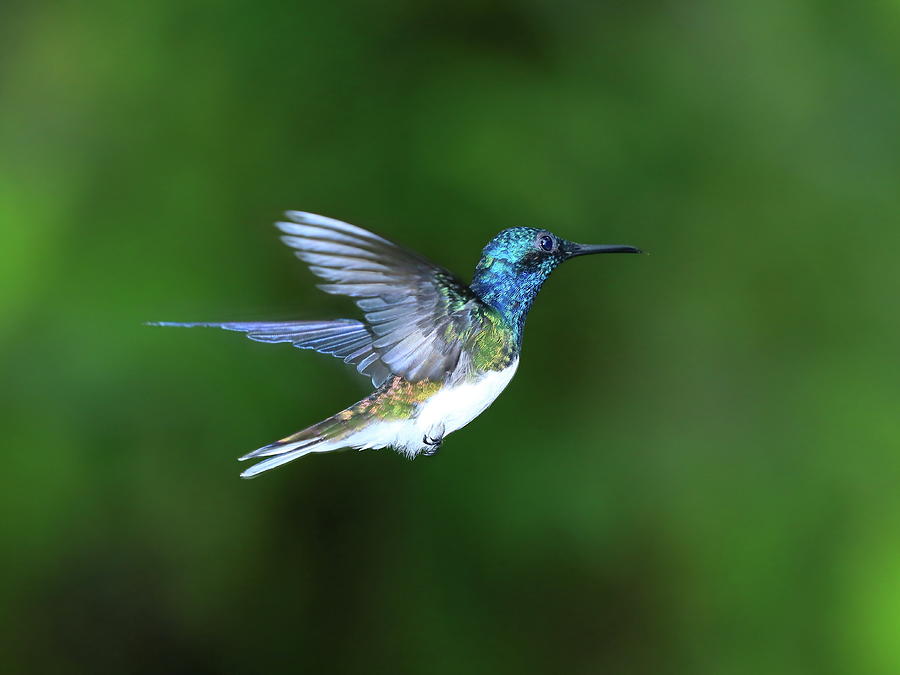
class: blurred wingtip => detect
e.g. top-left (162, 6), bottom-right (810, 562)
top-left (145, 321), bottom-right (206, 327)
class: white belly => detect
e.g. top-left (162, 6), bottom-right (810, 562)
top-left (344, 360), bottom-right (519, 458)
top-left (415, 360), bottom-right (519, 438)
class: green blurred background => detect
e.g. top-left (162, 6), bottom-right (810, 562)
top-left (2, 0), bottom-right (899, 673)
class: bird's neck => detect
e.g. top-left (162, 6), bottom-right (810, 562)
top-left (470, 256), bottom-right (547, 342)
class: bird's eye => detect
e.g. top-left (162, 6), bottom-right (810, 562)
top-left (537, 234), bottom-right (555, 252)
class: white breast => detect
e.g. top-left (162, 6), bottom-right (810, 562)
top-left (344, 360), bottom-right (520, 458)
top-left (415, 359), bottom-right (519, 440)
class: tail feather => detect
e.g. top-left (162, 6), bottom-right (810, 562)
top-left (238, 436), bottom-right (323, 461)
top-left (240, 440), bottom-right (343, 479)
top-left (238, 405), bottom-right (375, 478)
top-left (149, 319), bottom-right (397, 477)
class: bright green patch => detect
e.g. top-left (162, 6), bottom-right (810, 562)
top-left (469, 310), bottom-right (515, 371)
top-left (363, 378), bottom-right (443, 420)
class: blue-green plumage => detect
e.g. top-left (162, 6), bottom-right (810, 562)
top-left (471, 228), bottom-right (567, 342)
top-left (152, 211), bottom-right (642, 477)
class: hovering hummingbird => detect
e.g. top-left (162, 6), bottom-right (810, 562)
top-left (153, 211), bottom-right (642, 478)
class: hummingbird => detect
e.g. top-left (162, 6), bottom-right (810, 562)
top-left (153, 211), bottom-right (642, 478)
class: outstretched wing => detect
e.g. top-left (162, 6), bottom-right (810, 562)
top-left (278, 211), bottom-right (485, 382)
top-left (148, 319), bottom-right (393, 386)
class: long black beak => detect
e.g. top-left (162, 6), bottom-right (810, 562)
top-left (568, 243), bottom-right (644, 257)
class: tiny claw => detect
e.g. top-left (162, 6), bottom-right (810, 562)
top-left (422, 434), bottom-right (442, 456)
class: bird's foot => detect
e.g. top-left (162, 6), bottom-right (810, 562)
top-left (422, 433), bottom-right (442, 456)
top-left (422, 421), bottom-right (445, 457)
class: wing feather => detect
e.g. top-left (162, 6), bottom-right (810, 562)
top-left (278, 211), bottom-right (487, 382)
top-left (149, 320), bottom-right (392, 386)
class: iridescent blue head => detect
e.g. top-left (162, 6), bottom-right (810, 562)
top-left (470, 227), bottom-right (642, 340)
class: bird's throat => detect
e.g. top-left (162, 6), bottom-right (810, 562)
top-left (470, 257), bottom-right (548, 342)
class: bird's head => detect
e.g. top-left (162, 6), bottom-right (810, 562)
top-left (471, 227), bottom-right (642, 338)
top-left (479, 227), bottom-right (642, 274)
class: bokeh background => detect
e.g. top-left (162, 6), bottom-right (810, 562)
top-left (2, 0), bottom-right (899, 673)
